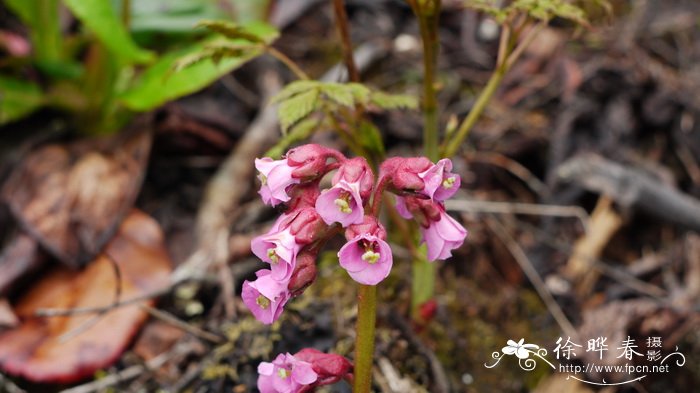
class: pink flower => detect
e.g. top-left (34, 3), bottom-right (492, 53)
top-left (256, 157), bottom-right (301, 206)
top-left (242, 270), bottom-right (290, 325)
top-left (258, 353), bottom-right (318, 393)
top-left (315, 180), bottom-right (364, 227)
top-left (417, 158), bottom-right (460, 201)
top-left (338, 232), bottom-right (392, 285)
top-left (251, 218), bottom-right (301, 282)
top-left (420, 208), bottom-right (467, 261)
top-left (314, 158), bottom-right (374, 227)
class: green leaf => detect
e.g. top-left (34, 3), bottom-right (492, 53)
top-left (321, 83), bottom-right (356, 107)
top-left (196, 20), bottom-right (273, 43)
top-left (369, 91), bottom-right (418, 110)
top-left (173, 43), bottom-right (251, 71)
top-left (63, 0), bottom-right (155, 64)
top-left (119, 40), bottom-right (263, 111)
top-left (0, 76), bottom-right (44, 124)
top-left (356, 120), bottom-right (385, 157)
top-left (4, 0), bottom-right (34, 24)
top-left (120, 20), bottom-right (277, 112)
top-left (510, 0), bottom-right (588, 25)
top-left (270, 80), bottom-right (319, 104)
top-left (278, 88), bottom-right (319, 133)
top-left (464, 0), bottom-right (509, 23)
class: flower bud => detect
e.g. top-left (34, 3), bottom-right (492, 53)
top-left (344, 215), bottom-right (386, 241)
top-left (294, 348), bottom-right (353, 386)
top-left (287, 250), bottom-right (318, 296)
top-left (286, 208), bottom-right (327, 245)
top-left (286, 144), bottom-right (345, 180)
top-left (332, 157), bottom-right (374, 199)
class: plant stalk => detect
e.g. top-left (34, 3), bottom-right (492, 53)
top-left (442, 20), bottom-right (545, 158)
top-left (353, 284), bottom-right (377, 393)
top-left (332, 0), bottom-right (360, 83)
top-left (408, 0), bottom-right (441, 320)
top-left (442, 64), bottom-right (506, 157)
top-left (410, 0), bottom-right (441, 162)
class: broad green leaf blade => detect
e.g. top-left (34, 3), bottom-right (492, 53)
top-left (0, 76), bottom-right (44, 124)
top-left (63, 0), bottom-right (154, 64)
top-left (119, 43), bottom-right (256, 111)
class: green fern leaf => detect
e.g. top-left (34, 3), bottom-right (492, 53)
top-left (369, 91), bottom-right (418, 110)
top-left (321, 83), bottom-right (356, 107)
top-left (277, 88), bottom-right (320, 133)
top-left (270, 80), bottom-right (319, 104)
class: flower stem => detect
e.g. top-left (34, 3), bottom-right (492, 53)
top-left (332, 0), bottom-right (360, 84)
top-left (408, 0), bottom-right (441, 322)
top-left (353, 284), bottom-right (377, 393)
top-left (409, 0), bottom-right (441, 162)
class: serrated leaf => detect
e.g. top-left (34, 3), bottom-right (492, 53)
top-left (510, 0), bottom-right (588, 25)
top-left (278, 88), bottom-right (319, 133)
top-left (346, 83), bottom-right (371, 105)
top-left (464, 0), bottom-right (509, 23)
top-left (0, 76), bottom-right (44, 125)
top-left (270, 80), bottom-right (320, 104)
top-left (369, 91), bottom-right (418, 110)
top-left (321, 83), bottom-right (356, 107)
top-left (356, 120), bottom-right (385, 157)
top-left (63, 0), bottom-right (154, 65)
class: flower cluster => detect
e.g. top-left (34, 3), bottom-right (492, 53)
top-left (244, 144), bottom-right (467, 326)
top-left (247, 144), bottom-right (467, 392)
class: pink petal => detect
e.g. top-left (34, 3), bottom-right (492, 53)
top-left (291, 362), bottom-right (318, 385)
top-left (338, 239), bottom-right (367, 273)
top-left (394, 196), bottom-right (413, 219)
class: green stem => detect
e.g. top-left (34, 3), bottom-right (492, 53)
top-left (353, 284), bottom-right (377, 393)
top-left (34, 0), bottom-right (61, 64)
top-left (442, 64), bottom-right (506, 157)
top-left (408, 0), bottom-right (441, 321)
top-left (411, 0), bottom-right (441, 162)
top-left (442, 20), bottom-right (545, 158)
top-left (266, 46), bottom-right (309, 80)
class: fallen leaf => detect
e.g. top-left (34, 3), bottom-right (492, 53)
top-left (0, 210), bottom-right (171, 383)
top-left (1, 130), bottom-right (152, 268)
